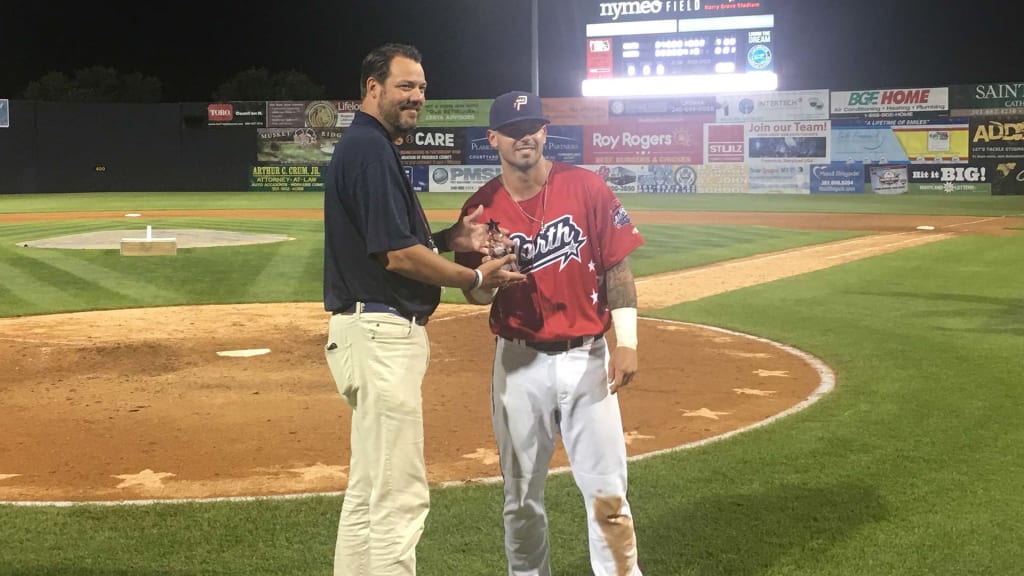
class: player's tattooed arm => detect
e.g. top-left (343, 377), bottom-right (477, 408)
top-left (606, 257), bottom-right (639, 393)
top-left (605, 257), bottom-right (637, 309)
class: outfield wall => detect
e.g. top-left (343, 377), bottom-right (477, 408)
top-left (2, 83), bottom-right (1024, 195)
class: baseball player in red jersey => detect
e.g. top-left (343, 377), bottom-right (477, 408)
top-left (456, 91), bottom-right (644, 576)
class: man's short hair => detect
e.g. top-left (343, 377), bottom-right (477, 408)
top-left (360, 43), bottom-right (422, 98)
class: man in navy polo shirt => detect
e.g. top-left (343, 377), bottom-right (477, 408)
top-left (323, 43), bottom-right (522, 576)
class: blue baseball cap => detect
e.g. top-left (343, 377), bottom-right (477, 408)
top-left (489, 90), bottom-right (550, 132)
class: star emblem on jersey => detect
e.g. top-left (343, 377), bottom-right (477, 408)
top-left (487, 218), bottom-right (502, 233)
top-left (508, 214), bottom-right (588, 273)
top-left (591, 290), bottom-right (599, 305)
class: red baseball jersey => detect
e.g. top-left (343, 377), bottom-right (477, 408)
top-left (456, 162), bottom-right (644, 342)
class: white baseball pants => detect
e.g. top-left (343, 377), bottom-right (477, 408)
top-left (492, 335), bottom-right (642, 576)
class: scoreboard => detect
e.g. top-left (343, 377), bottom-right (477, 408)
top-left (582, 0), bottom-right (776, 96)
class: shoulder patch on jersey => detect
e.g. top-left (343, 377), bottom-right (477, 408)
top-left (612, 205), bottom-right (632, 228)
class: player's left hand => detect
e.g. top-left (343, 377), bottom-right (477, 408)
top-left (608, 345), bottom-right (638, 394)
top-left (448, 205), bottom-right (506, 254)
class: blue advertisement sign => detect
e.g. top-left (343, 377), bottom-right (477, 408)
top-left (464, 126), bottom-right (583, 165)
top-left (809, 163), bottom-right (865, 193)
top-left (830, 124), bottom-right (909, 164)
top-left (403, 166), bottom-right (429, 192)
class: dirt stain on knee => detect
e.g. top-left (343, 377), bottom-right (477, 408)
top-left (594, 494), bottom-right (637, 576)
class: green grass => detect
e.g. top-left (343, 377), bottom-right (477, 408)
top-left (0, 218), bottom-right (856, 316)
top-left (2, 234), bottom-right (1021, 575)
top-left (1, 192), bottom-right (1022, 575)
top-left (3, 191), bottom-right (1024, 216)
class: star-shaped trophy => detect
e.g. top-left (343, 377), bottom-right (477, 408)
top-left (487, 219), bottom-right (517, 272)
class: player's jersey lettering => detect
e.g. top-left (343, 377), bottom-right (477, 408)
top-left (510, 215), bottom-right (588, 273)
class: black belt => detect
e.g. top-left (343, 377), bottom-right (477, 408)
top-left (333, 302), bottom-right (429, 326)
top-left (501, 334), bottom-right (602, 353)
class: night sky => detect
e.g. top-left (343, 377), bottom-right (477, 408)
top-left (1, 0), bottom-right (1016, 102)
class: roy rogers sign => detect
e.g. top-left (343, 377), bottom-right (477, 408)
top-left (831, 88), bottom-right (948, 116)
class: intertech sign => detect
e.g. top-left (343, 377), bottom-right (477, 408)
top-left (831, 88), bottom-right (949, 116)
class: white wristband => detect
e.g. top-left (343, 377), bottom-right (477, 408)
top-left (611, 307), bottom-right (638, 349)
top-left (468, 286), bottom-right (498, 304)
top-left (470, 268), bottom-right (483, 290)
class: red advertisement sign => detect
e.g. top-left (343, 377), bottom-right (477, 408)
top-left (586, 38), bottom-right (614, 79)
top-left (584, 116), bottom-right (705, 164)
top-left (705, 124), bottom-right (746, 163)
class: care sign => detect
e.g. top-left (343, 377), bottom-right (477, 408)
top-left (831, 88), bottom-right (949, 116)
top-left (398, 128), bottom-right (465, 166)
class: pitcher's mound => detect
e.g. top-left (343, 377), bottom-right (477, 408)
top-left (19, 229), bottom-right (290, 249)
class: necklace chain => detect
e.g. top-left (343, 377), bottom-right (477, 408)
top-left (501, 165), bottom-right (550, 231)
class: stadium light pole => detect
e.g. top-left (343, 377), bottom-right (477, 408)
top-left (531, 0), bottom-right (540, 95)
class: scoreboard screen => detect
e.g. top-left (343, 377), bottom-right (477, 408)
top-left (582, 1), bottom-right (776, 96)
top-left (588, 27), bottom-right (773, 79)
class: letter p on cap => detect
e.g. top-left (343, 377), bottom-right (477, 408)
top-left (514, 95), bottom-right (528, 110)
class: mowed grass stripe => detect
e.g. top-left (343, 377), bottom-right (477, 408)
top-left (0, 259), bottom-right (94, 315)
top-left (9, 249), bottom-right (181, 306)
top-left (246, 239), bottom-right (322, 302)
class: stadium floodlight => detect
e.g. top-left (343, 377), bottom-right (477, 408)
top-left (581, 71), bottom-right (778, 97)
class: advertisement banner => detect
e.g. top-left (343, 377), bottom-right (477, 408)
top-left (427, 165), bottom-right (501, 192)
top-left (419, 99), bottom-right (490, 127)
top-left (908, 164), bottom-right (991, 195)
top-left (809, 163), bottom-right (865, 193)
top-left (747, 120), bottom-right (830, 163)
top-left (582, 165), bottom-right (639, 194)
top-left (398, 128), bottom-right (465, 166)
top-left (609, 96), bottom-right (718, 117)
top-left (584, 117), bottom-right (704, 164)
top-left (543, 97), bottom-right (610, 126)
top-left (747, 162), bottom-right (811, 193)
top-left (266, 100), bottom-right (361, 128)
top-left (0, 98), bottom-right (8, 128)
top-left (830, 87), bottom-right (948, 118)
top-left (867, 165), bottom-right (909, 194)
top-left (715, 89), bottom-right (829, 123)
top-left (831, 118), bottom-right (969, 164)
top-left (988, 161), bottom-right (1024, 195)
top-left (704, 123), bottom-right (746, 163)
top-left (585, 164), bottom-right (698, 194)
top-left (248, 165), bottom-right (325, 192)
top-left (207, 101), bottom-right (266, 127)
top-left (256, 128), bottom-right (342, 164)
top-left (695, 164), bottom-right (750, 193)
top-left (404, 166), bottom-right (430, 192)
top-left (969, 116), bottom-right (1024, 160)
top-left (464, 126), bottom-right (584, 165)
top-left (950, 83), bottom-right (1024, 116)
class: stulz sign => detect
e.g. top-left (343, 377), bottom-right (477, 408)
top-left (831, 88), bottom-right (948, 116)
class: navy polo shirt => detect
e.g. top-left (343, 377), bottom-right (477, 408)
top-left (323, 111), bottom-right (440, 318)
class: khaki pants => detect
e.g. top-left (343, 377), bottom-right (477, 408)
top-left (325, 310), bottom-right (431, 576)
